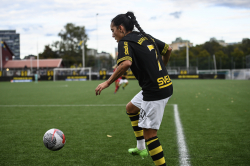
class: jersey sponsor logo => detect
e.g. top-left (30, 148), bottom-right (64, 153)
top-left (124, 42), bottom-right (129, 55)
top-left (137, 37), bottom-right (155, 45)
top-left (138, 37), bottom-right (148, 45)
top-left (157, 75), bottom-right (172, 89)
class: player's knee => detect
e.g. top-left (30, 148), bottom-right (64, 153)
top-left (126, 103), bottom-right (131, 113)
top-left (126, 102), bottom-right (139, 114)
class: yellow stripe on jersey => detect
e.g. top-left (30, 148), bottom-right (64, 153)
top-left (161, 44), bottom-right (169, 56)
top-left (117, 56), bottom-right (132, 65)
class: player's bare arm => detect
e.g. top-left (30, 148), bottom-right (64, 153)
top-left (162, 46), bottom-right (172, 66)
top-left (95, 60), bottom-right (132, 95)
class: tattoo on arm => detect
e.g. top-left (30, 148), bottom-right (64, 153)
top-left (109, 67), bottom-right (124, 83)
top-left (108, 62), bottom-right (125, 84)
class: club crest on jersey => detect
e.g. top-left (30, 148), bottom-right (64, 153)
top-left (147, 45), bottom-right (154, 51)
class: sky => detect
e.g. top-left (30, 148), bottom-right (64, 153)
top-left (1, 0), bottom-right (250, 59)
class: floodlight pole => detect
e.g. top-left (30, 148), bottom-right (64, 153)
top-left (213, 54), bottom-right (217, 74)
top-left (186, 42), bottom-right (189, 71)
top-left (37, 39), bottom-right (39, 70)
top-left (82, 40), bottom-right (85, 68)
top-left (96, 13), bottom-right (98, 52)
top-left (0, 37), bottom-right (2, 71)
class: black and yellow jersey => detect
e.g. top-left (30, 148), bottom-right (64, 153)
top-left (116, 32), bottom-right (173, 101)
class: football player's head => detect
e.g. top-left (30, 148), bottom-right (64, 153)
top-left (111, 12), bottom-right (161, 60)
top-left (110, 12), bottom-right (134, 42)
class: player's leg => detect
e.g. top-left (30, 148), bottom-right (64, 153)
top-left (126, 91), bottom-right (148, 158)
top-left (144, 129), bottom-right (166, 166)
top-left (122, 79), bottom-right (128, 89)
top-left (118, 79), bottom-right (123, 91)
top-left (138, 97), bottom-right (171, 166)
top-left (114, 80), bottom-right (120, 93)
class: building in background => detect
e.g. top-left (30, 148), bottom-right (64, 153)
top-left (87, 48), bottom-right (111, 58)
top-left (209, 37), bottom-right (227, 47)
top-left (0, 41), bottom-right (14, 69)
top-left (0, 30), bottom-right (20, 60)
top-left (87, 48), bottom-right (97, 57)
top-left (170, 37), bottom-right (193, 51)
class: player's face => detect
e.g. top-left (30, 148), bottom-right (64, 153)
top-left (110, 22), bottom-right (124, 42)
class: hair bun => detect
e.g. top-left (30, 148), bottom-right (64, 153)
top-left (126, 11), bottom-right (135, 19)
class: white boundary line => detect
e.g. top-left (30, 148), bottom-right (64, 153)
top-left (0, 104), bottom-right (127, 107)
top-left (0, 104), bottom-right (175, 107)
top-left (174, 104), bottom-right (191, 166)
top-left (0, 103), bottom-right (190, 165)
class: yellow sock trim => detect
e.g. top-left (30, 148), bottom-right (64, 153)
top-left (149, 146), bottom-right (163, 156)
top-left (128, 112), bottom-right (140, 117)
top-left (146, 138), bottom-right (158, 145)
top-left (131, 120), bottom-right (139, 126)
top-left (134, 130), bottom-right (144, 137)
top-left (154, 157), bottom-right (165, 166)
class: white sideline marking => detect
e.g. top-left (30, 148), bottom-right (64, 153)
top-left (174, 104), bottom-right (191, 166)
top-left (0, 104), bottom-right (175, 107)
top-left (0, 104), bottom-right (126, 107)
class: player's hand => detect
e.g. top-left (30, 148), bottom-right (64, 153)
top-left (95, 81), bottom-right (110, 96)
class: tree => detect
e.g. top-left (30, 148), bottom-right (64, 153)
top-left (40, 23), bottom-right (88, 67)
top-left (53, 23), bottom-right (88, 52)
top-left (39, 45), bottom-right (59, 59)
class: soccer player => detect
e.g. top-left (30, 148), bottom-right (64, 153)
top-left (95, 11), bottom-right (172, 166)
top-left (119, 71), bottom-right (129, 90)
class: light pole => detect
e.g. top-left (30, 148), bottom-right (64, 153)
top-left (82, 40), bottom-right (85, 68)
top-left (186, 42), bottom-right (189, 72)
top-left (0, 38), bottom-right (2, 72)
top-left (37, 39), bottom-right (39, 70)
top-left (96, 13), bottom-right (98, 53)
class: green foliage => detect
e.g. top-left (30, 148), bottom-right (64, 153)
top-left (39, 23), bottom-right (88, 67)
top-left (39, 45), bottom-right (59, 59)
top-left (170, 38), bottom-right (250, 69)
top-left (55, 23), bottom-right (88, 52)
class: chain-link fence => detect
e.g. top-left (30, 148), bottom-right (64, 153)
top-left (167, 56), bottom-right (247, 70)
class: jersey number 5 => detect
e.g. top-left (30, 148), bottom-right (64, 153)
top-left (147, 45), bottom-right (162, 71)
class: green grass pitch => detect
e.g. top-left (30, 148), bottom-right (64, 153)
top-left (0, 79), bottom-right (249, 166)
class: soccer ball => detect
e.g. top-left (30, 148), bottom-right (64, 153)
top-left (43, 128), bottom-right (66, 151)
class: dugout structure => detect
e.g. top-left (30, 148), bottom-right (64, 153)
top-left (53, 67), bottom-right (92, 81)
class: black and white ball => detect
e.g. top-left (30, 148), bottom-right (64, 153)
top-left (43, 128), bottom-right (66, 151)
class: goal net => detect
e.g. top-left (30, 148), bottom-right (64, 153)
top-left (197, 69), bottom-right (232, 79)
top-left (231, 69), bottom-right (250, 80)
top-left (53, 67), bottom-right (92, 81)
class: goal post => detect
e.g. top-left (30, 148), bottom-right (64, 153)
top-left (53, 67), bottom-right (92, 81)
top-left (197, 69), bottom-right (231, 79)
